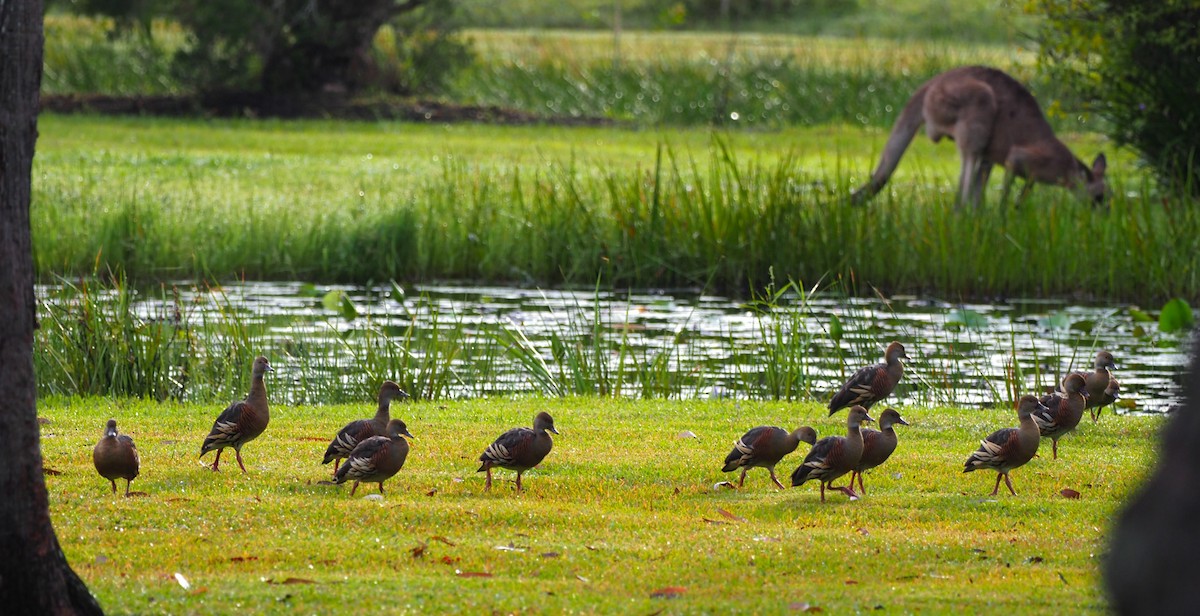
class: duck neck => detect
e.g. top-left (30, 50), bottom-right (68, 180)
top-left (248, 372), bottom-right (268, 409)
top-left (374, 399), bottom-right (392, 424)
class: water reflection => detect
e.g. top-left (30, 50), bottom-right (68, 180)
top-left (120, 282), bottom-right (1187, 413)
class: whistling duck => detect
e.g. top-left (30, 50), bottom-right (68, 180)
top-left (323, 381), bottom-right (409, 477)
top-left (1084, 351), bottom-right (1118, 422)
top-left (478, 412), bottom-right (558, 492)
top-left (200, 356), bottom-right (273, 473)
top-left (850, 408), bottom-right (909, 494)
top-left (828, 341), bottom-right (908, 416)
top-left (93, 419), bottom-right (139, 496)
top-left (334, 419), bottom-right (414, 496)
top-left (722, 425), bottom-right (817, 489)
top-left (1034, 372), bottom-right (1090, 459)
top-left (1094, 377), bottom-right (1121, 422)
top-left (963, 395), bottom-right (1048, 495)
top-left (791, 406), bottom-right (873, 502)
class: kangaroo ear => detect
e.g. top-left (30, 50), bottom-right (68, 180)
top-left (1092, 153), bottom-right (1107, 175)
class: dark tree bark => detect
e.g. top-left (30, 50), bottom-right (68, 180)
top-left (259, 0), bottom-right (431, 93)
top-left (0, 0), bottom-right (104, 613)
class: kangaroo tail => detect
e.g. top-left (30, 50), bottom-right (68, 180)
top-left (850, 82), bottom-right (929, 204)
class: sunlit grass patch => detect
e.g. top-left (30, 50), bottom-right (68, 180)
top-left (46, 396), bottom-right (1157, 613)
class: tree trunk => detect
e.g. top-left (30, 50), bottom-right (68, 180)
top-left (0, 0), bottom-right (104, 613)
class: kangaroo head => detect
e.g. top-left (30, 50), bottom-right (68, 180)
top-left (1082, 153), bottom-right (1108, 204)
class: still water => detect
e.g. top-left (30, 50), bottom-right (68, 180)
top-left (113, 281), bottom-right (1188, 414)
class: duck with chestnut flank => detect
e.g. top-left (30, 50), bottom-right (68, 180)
top-left (200, 356), bottom-right (273, 473)
top-left (828, 341), bottom-right (908, 416)
top-left (849, 408), bottom-right (908, 495)
top-left (93, 419), bottom-right (140, 496)
top-left (722, 425), bottom-right (817, 489)
top-left (323, 381), bottom-right (409, 477)
top-left (478, 412), bottom-right (558, 492)
top-left (790, 406), bottom-right (873, 502)
top-left (1083, 351), bottom-right (1118, 422)
top-left (963, 395), bottom-right (1048, 495)
top-left (334, 419), bottom-right (414, 496)
top-left (1034, 372), bottom-right (1090, 459)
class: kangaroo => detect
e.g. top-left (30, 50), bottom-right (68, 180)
top-left (850, 66), bottom-right (1107, 208)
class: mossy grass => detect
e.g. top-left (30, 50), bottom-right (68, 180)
top-left (46, 396), bottom-right (1157, 613)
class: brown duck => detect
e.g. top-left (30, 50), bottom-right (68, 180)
top-left (334, 419), bottom-right (414, 496)
top-left (828, 341), bottom-right (908, 416)
top-left (790, 406), bottom-right (873, 502)
top-left (722, 425), bottom-right (817, 489)
top-left (478, 412), bottom-right (558, 492)
top-left (963, 395), bottom-right (1048, 495)
top-left (200, 356), bottom-right (273, 473)
top-left (1034, 372), bottom-right (1090, 459)
top-left (323, 381), bottom-right (409, 477)
top-left (850, 408), bottom-right (909, 495)
top-left (93, 419), bottom-right (140, 496)
top-left (1083, 350), bottom-right (1118, 422)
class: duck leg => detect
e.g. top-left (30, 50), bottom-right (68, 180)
top-left (108, 479), bottom-right (117, 494)
top-left (1003, 473), bottom-right (1017, 496)
top-left (484, 467), bottom-right (493, 491)
top-left (819, 482), bottom-right (827, 502)
top-left (1052, 440), bottom-right (1059, 460)
top-left (991, 472), bottom-right (1004, 496)
top-left (377, 482), bottom-right (385, 495)
top-left (210, 448), bottom-right (223, 472)
top-left (515, 471), bottom-right (524, 492)
top-left (124, 479), bottom-right (132, 497)
top-left (350, 481), bottom-right (360, 496)
top-left (331, 458), bottom-right (341, 478)
top-left (769, 469), bottom-right (785, 490)
top-left (738, 468), bottom-right (748, 488)
top-left (234, 448), bottom-right (249, 474)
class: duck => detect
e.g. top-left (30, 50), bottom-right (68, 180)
top-left (478, 412), bottom-right (558, 492)
top-left (1034, 372), bottom-right (1090, 459)
top-left (1083, 351), bottom-right (1118, 421)
top-left (963, 395), bottom-right (1048, 495)
top-left (1093, 377), bottom-right (1121, 422)
top-left (790, 406), bottom-right (873, 502)
top-left (334, 419), bottom-right (414, 496)
top-left (722, 425), bottom-right (817, 489)
top-left (200, 356), bottom-right (273, 473)
top-left (92, 419), bottom-right (139, 496)
top-left (323, 381), bottom-right (409, 477)
top-left (849, 408), bottom-right (909, 495)
top-left (828, 341), bottom-right (908, 416)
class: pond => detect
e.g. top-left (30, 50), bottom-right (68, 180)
top-left (37, 281), bottom-right (1187, 414)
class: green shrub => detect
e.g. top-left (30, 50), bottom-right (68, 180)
top-left (1034, 0), bottom-right (1200, 196)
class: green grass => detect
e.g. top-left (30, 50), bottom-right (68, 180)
top-left (44, 396), bottom-right (1159, 613)
top-left (32, 113), bottom-right (1199, 302)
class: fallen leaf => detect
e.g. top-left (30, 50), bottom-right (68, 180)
top-left (576, 574), bottom-right (589, 583)
top-left (585, 545), bottom-right (599, 551)
top-left (540, 552), bottom-right (560, 558)
top-left (844, 579), bottom-right (858, 585)
top-left (165, 497), bottom-right (192, 503)
top-left (1060, 488), bottom-right (1082, 500)
top-left (857, 527), bottom-right (870, 536)
top-left (712, 481), bottom-right (736, 490)
top-left (425, 488), bottom-right (438, 497)
top-left (650, 586), bottom-right (686, 599)
top-left (439, 556), bottom-right (458, 565)
top-left (455, 571), bottom-right (492, 578)
top-left (126, 491), bottom-right (149, 497)
top-left (38, 417), bottom-right (51, 425)
top-left (1026, 556), bottom-right (1045, 564)
top-left (702, 518), bottom-right (730, 525)
top-left (716, 508), bottom-right (746, 522)
top-left (297, 436), bottom-right (328, 442)
top-left (230, 556), bottom-right (259, 563)
top-left (174, 572), bottom-right (190, 590)
top-left (411, 543), bottom-right (426, 558)
top-left (42, 467), bottom-right (62, 476)
top-left (429, 536), bottom-right (456, 546)
top-left (678, 430), bottom-right (699, 440)
top-left (266, 577), bottom-right (317, 585)
top-left (789, 602), bottom-right (823, 612)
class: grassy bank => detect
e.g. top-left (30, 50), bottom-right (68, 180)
top-left (44, 396), bottom-right (1158, 613)
top-left (33, 114), bottom-right (1196, 301)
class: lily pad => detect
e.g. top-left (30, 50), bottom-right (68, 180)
top-left (947, 309), bottom-right (988, 330)
top-left (1158, 298), bottom-right (1194, 333)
